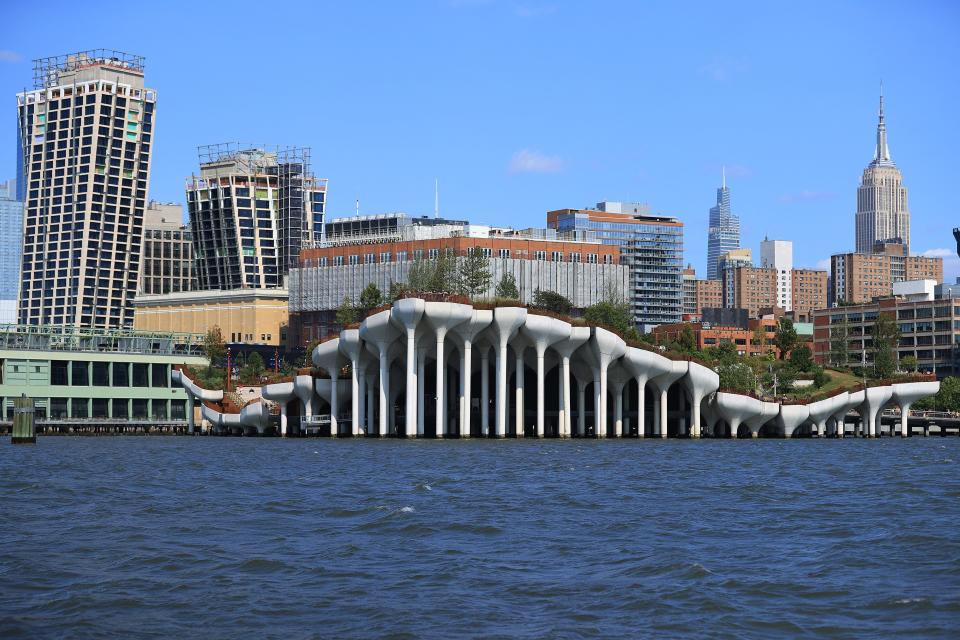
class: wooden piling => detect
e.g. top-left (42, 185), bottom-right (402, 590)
top-left (12, 395), bottom-right (36, 444)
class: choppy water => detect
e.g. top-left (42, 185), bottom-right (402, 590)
top-left (2, 437), bottom-right (959, 639)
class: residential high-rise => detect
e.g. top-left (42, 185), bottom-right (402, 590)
top-left (831, 243), bottom-right (943, 304)
top-left (548, 202), bottom-right (684, 332)
top-left (16, 50), bottom-right (156, 328)
top-left (0, 179), bottom-right (23, 323)
top-left (186, 144), bottom-right (327, 290)
top-left (760, 238), bottom-right (793, 311)
top-left (718, 248), bottom-right (753, 308)
top-left (706, 170), bottom-right (740, 279)
top-left (138, 201), bottom-right (196, 295)
top-left (790, 268), bottom-right (828, 322)
top-left (855, 91), bottom-right (910, 253)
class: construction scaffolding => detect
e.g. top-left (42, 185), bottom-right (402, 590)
top-left (32, 49), bottom-right (145, 90)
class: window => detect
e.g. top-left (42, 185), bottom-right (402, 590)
top-left (365, 253), bottom-right (375, 264)
top-left (380, 252), bottom-right (391, 263)
top-left (534, 250), bottom-right (546, 261)
top-left (570, 252), bottom-right (581, 263)
top-left (499, 249), bottom-right (510, 259)
top-left (349, 255), bottom-right (359, 265)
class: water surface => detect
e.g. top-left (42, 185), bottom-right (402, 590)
top-left (2, 437), bottom-right (959, 638)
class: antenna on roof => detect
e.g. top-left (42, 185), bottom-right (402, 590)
top-left (355, 199), bottom-right (359, 217)
top-left (435, 178), bottom-right (439, 219)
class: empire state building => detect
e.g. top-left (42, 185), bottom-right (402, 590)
top-left (855, 91), bottom-right (910, 254)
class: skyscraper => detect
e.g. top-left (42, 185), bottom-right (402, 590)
top-left (186, 144), bottom-right (327, 290)
top-left (706, 169), bottom-right (740, 280)
top-left (759, 238), bottom-right (793, 311)
top-left (0, 179), bottom-right (22, 323)
top-left (855, 90), bottom-right (910, 253)
top-left (16, 50), bottom-right (156, 328)
top-left (548, 202), bottom-right (684, 331)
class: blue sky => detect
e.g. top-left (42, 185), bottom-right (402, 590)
top-left (1, 0), bottom-right (958, 280)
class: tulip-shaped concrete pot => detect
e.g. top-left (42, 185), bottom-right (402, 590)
top-left (777, 404), bottom-right (810, 438)
top-left (743, 401), bottom-right (780, 437)
top-left (716, 392), bottom-right (764, 439)
top-left (262, 380), bottom-right (295, 436)
top-left (522, 314), bottom-right (572, 437)
top-left (359, 310), bottom-right (401, 436)
top-left (684, 362), bottom-right (720, 438)
top-left (313, 337), bottom-right (349, 436)
top-left (621, 347), bottom-right (672, 438)
top-left (862, 385), bottom-right (894, 438)
top-left (649, 361), bottom-right (689, 438)
top-left (588, 328), bottom-right (627, 438)
top-left (490, 307), bottom-right (527, 438)
top-left (891, 381), bottom-right (939, 437)
top-left (451, 309), bottom-right (493, 438)
top-left (552, 326), bottom-right (591, 437)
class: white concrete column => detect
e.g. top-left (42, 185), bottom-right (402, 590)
top-left (378, 352), bottom-right (389, 437)
top-left (350, 362), bottom-right (359, 437)
top-left (900, 404), bottom-right (911, 437)
top-left (659, 389), bottom-right (668, 438)
top-left (459, 346), bottom-right (468, 438)
top-left (562, 356), bottom-right (572, 438)
top-left (536, 352), bottom-right (546, 438)
top-left (481, 349), bottom-right (490, 437)
top-left (405, 330), bottom-right (417, 438)
top-left (186, 395), bottom-right (195, 434)
top-left (417, 349), bottom-right (426, 437)
top-left (496, 346), bottom-right (508, 438)
top-left (358, 373), bottom-right (366, 436)
top-left (691, 396), bottom-right (701, 439)
top-left (330, 372), bottom-right (339, 437)
top-left (280, 403), bottom-right (288, 437)
top-left (515, 351), bottom-right (525, 438)
top-left (436, 329), bottom-right (448, 438)
top-left (635, 378), bottom-right (645, 438)
top-left (598, 367), bottom-right (608, 438)
top-left (614, 384), bottom-right (623, 437)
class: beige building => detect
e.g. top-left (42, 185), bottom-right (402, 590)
top-left (139, 201), bottom-right (196, 295)
top-left (695, 278), bottom-right (723, 313)
top-left (831, 243), bottom-right (942, 304)
top-left (791, 269), bottom-right (828, 321)
top-left (132, 289), bottom-right (288, 346)
top-left (725, 266), bottom-right (777, 318)
top-left (855, 92), bottom-right (910, 253)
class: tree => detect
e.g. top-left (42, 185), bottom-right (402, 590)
top-left (204, 326), bottom-right (226, 371)
top-left (240, 351), bottom-right (265, 384)
top-left (388, 280), bottom-right (408, 301)
top-left (709, 339), bottom-right (738, 367)
top-left (789, 344), bottom-right (814, 372)
top-left (829, 318), bottom-right (850, 368)
top-left (717, 362), bottom-right (755, 393)
top-left (336, 296), bottom-right (358, 326)
top-left (429, 250), bottom-right (458, 294)
top-left (495, 273), bottom-right (519, 299)
top-left (812, 365), bottom-right (830, 388)
top-left (601, 277), bottom-right (627, 305)
top-left (900, 354), bottom-right (918, 373)
top-left (584, 300), bottom-right (634, 335)
top-left (871, 312), bottom-right (900, 379)
top-left (773, 317), bottom-right (799, 360)
top-left (915, 376), bottom-right (960, 412)
top-left (532, 289), bottom-right (572, 315)
top-left (677, 324), bottom-right (698, 354)
top-left (407, 258), bottom-right (433, 293)
top-left (751, 323), bottom-right (768, 352)
top-left (358, 282), bottom-right (384, 315)
top-left (459, 247), bottom-right (492, 298)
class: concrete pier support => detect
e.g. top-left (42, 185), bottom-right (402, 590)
top-left (514, 345), bottom-right (526, 437)
top-left (480, 346), bottom-right (490, 436)
top-left (892, 381), bottom-right (940, 438)
top-left (621, 347), bottom-right (671, 438)
top-left (452, 310), bottom-right (492, 439)
top-left (684, 362), bottom-right (720, 439)
top-left (391, 298), bottom-right (426, 438)
top-left (777, 404), bottom-right (810, 438)
top-left (553, 327), bottom-right (590, 438)
top-left (523, 314), bottom-right (572, 438)
top-left (491, 307), bottom-right (527, 438)
top-left (360, 310), bottom-right (400, 437)
top-left (186, 394), bottom-right (195, 434)
top-left (650, 361), bottom-right (688, 438)
top-left (862, 386), bottom-right (894, 439)
top-left (590, 328), bottom-right (627, 439)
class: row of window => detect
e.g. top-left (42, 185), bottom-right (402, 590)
top-left (312, 249), bottom-right (613, 267)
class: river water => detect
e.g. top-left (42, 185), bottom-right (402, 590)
top-left (2, 437), bottom-right (959, 639)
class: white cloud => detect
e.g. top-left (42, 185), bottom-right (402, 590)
top-left (921, 247), bottom-right (953, 258)
top-left (508, 149), bottom-right (563, 174)
top-left (816, 258), bottom-right (831, 271)
top-left (698, 56), bottom-right (749, 82)
top-left (777, 190), bottom-right (838, 204)
top-left (0, 50), bottom-right (22, 63)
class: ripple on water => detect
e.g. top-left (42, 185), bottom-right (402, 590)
top-left (2, 437), bottom-right (960, 639)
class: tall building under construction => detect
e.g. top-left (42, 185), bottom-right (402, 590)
top-left (16, 50), bottom-right (156, 328)
top-left (185, 144), bottom-right (327, 290)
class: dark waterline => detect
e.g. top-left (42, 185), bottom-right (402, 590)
top-left (2, 437), bottom-right (959, 639)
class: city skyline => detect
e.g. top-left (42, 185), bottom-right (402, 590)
top-left (0, 2), bottom-right (957, 284)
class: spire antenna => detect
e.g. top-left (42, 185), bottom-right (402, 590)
top-left (434, 178), bottom-right (439, 219)
top-left (722, 165), bottom-right (726, 189)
